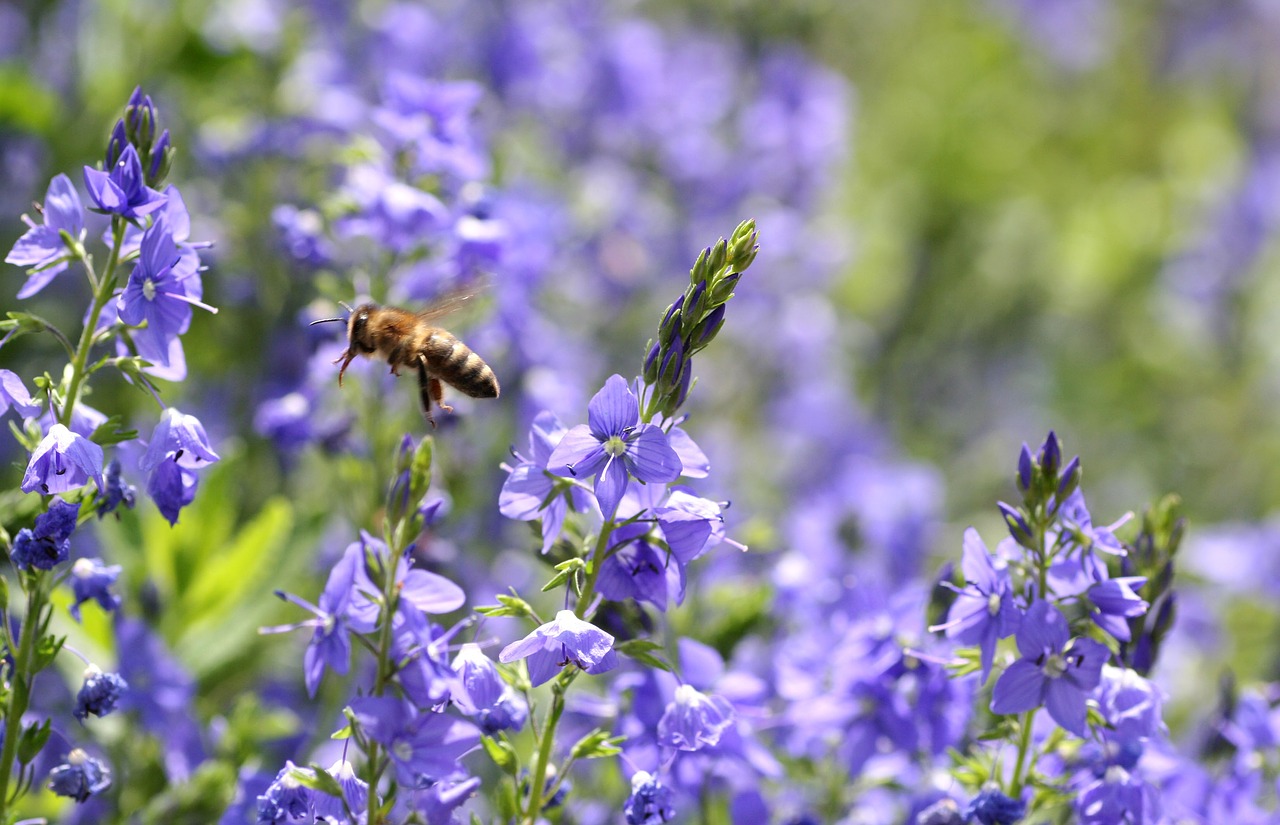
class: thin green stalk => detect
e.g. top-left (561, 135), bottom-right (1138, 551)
top-left (1009, 709), bottom-right (1036, 798)
top-left (521, 676), bottom-right (566, 825)
top-left (365, 539), bottom-right (404, 825)
top-left (61, 217), bottom-right (125, 428)
top-left (574, 521), bottom-right (616, 620)
top-left (0, 581), bottom-right (46, 817)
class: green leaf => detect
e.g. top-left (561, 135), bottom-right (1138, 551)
top-left (477, 592), bottom-right (538, 621)
top-left (88, 414), bottom-right (140, 448)
top-left (541, 558), bottom-right (586, 593)
top-left (16, 718), bottom-right (51, 765)
top-left (481, 735), bottom-right (520, 777)
top-left (330, 724), bottom-right (353, 740)
top-left (614, 639), bottom-right (672, 672)
top-left (292, 764), bottom-right (344, 800)
top-left (569, 728), bottom-right (626, 760)
top-left (31, 634), bottom-right (64, 671)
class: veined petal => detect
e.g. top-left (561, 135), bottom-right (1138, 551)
top-left (6, 225), bottom-right (62, 267)
top-left (960, 527), bottom-right (998, 592)
top-left (14, 261), bottom-right (67, 299)
top-left (528, 410), bottom-right (567, 465)
top-left (499, 628), bottom-right (549, 664)
top-left (498, 464), bottom-right (552, 521)
top-left (624, 425), bottom-right (681, 483)
top-left (45, 173), bottom-right (84, 234)
top-left (546, 425), bottom-right (603, 476)
top-left (586, 374), bottom-right (638, 438)
top-left (593, 456), bottom-right (628, 517)
top-left (401, 569), bottom-right (466, 614)
top-left (524, 648), bottom-right (561, 687)
top-left (83, 166), bottom-right (126, 213)
top-left (667, 426), bottom-right (710, 478)
top-left (990, 660), bottom-right (1045, 715)
top-left (1014, 600), bottom-right (1070, 659)
top-left (1044, 679), bottom-right (1088, 736)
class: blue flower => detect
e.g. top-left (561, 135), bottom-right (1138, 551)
top-left (255, 761), bottom-right (314, 823)
top-left (117, 216), bottom-right (218, 365)
top-left (5, 173), bottom-right (84, 298)
top-left (311, 759), bottom-right (370, 823)
top-left (264, 539), bottom-right (376, 697)
top-left (82, 143), bottom-right (166, 219)
top-left (48, 748), bottom-right (111, 803)
top-left (499, 609), bottom-right (618, 687)
top-left (0, 370), bottom-right (40, 418)
top-left (929, 527), bottom-right (1021, 681)
top-left (69, 557), bottom-right (123, 621)
top-left (990, 600), bottom-right (1108, 736)
top-left (547, 374), bottom-right (682, 517)
top-left (12, 498), bottom-right (80, 570)
top-left (1096, 665), bottom-right (1164, 744)
top-left (596, 523), bottom-right (683, 610)
top-left (97, 459), bottom-right (137, 519)
top-left (140, 408), bottom-right (221, 473)
top-left (914, 798), bottom-right (965, 825)
top-left (74, 665), bottom-right (127, 721)
top-left (656, 684), bottom-right (735, 752)
top-left (21, 423), bottom-right (105, 495)
top-left (500, 410), bottom-right (592, 553)
top-left (115, 617), bottom-right (205, 780)
top-left (452, 643), bottom-right (528, 734)
top-left (349, 696), bottom-right (480, 788)
top-left (965, 788), bottom-right (1026, 825)
top-left (1086, 576), bottom-right (1149, 642)
top-left (625, 771), bottom-right (676, 825)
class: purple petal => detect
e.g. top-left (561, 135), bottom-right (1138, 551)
top-left (1044, 679), bottom-right (1088, 736)
top-left (546, 425), bottom-right (603, 476)
top-left (667, 427), bottom-right (710, 478)
top-left (45, 173), bottom-right (84, 234)
top-left (959, 527), bottom-right (997, 592)
top-left (6, 225), bottom-right (62, 267)
top-left (586, 374), bottom-right (638, 438)
top-left (1063, 637), bottom-right (1108, 692)
top-left (14, 260), bottom-right (67, 299)
top-left (401, 569), bottom-right (465, 614)
top-left (593, 456), bottom-right (628, 517)
top-left (623, 425), bottom-right (681, 483)
top-left (524, 648), bottom-right (560, 687)
top-left (498, 464), bottom-right (552, 521)
top-left (584, 647), bottom-right (618, 675)
top-left (82, 166), bottom-right (126, 213)
top-left (1014, 600), bottom-right (1069, 659)
top-left (499, 628), bottom-right (548, 664)
top-left (528, 410), bottom-right (567, 465)
top-left (990, 659), bottom-right (1045, 715)
top-left (0, 370), bottom-right (40, 417)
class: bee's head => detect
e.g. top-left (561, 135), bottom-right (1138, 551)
top-left (347, 303), bottom-right (379, 352)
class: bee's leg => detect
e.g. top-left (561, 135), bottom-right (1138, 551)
top-left (333, 349), bottom-right (357, 386)
top-left (429, 377), bottom-right (454, 415)
top-left (387, 343), bottom-right (406, 376)
top-left (416, 359), bottom-right (438, 429)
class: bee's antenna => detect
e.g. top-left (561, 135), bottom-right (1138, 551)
top-left (339, 301), bottom-right (354, 313)
top-left (309, 317), bottom-right (345, 326)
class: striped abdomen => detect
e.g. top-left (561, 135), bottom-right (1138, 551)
top-left (419, 328), bottom-right (500, 398)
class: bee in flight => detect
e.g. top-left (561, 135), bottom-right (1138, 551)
top-left (311, 290), bottom-right (499, 427)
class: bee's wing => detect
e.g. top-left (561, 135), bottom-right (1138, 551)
top-left (415, 282), bottom-right (490, 323)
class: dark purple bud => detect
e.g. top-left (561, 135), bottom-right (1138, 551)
top-left (687, 280), bottom-right (708, 320)
top-left (643, 340), bottom-right (661, 383)
top-left (1038, 431), bottom-right (1061, 479)
top-left (1056, 455), bottom-right (1081, 501)
top-left (691, 305), bottom-right (726, 348)
top-left (661, 295), bottom-right (684, 330)
top-left (147, 129), bottom-right (171, 184)
top-left (660, 335), bottom-right (684, 386)
top-left (124, 87), bottom-right (157, 151)
top-left (105, 121), bottom-right (128, 168)
top-left (1017, 444), bottom-right (1033, 492)
top-left (673, 361), bottom-right (693, 409)
top-left (997, 501), bottom-right (1036, 550)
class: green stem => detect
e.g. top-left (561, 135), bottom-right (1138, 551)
top-left (1009, 709), bottom-right (1036, 798)
top-left (521, 675), bottom-right (567, 825)
top-left (574, 521), bottom-right (616, 620)
top-left (0, 578), bottom-right (46, 817)
top-left (61, 217), bottom-right (124, 428)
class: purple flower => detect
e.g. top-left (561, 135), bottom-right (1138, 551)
top-left (116, 215), bottom-right (217, 365)
top-left (311, 760), bottom-right (370, 823)
top-left (74, 665), bottom-right (127, 721)
top-left (146, 459), bottom-right (198, 525)
top-left (115, 617), bottom-right (205, 780)
top-left (1086, 576), bottom-right (1148, 642)
top-left (654, 488), bottom-right (742, 565)
top-left (48, 748), bottom-right (111, 803)
top-left (411, 774), bottom-right (482, 825)
top-left (1076, 765), bottom-right (1155, 825)
top-left (349, 696), bottom-right (479, 788)
top-left (82, 143), bottom-right (166, 219)
top-left (350, 535), bottom-right (466, 617)
top-left (256, 761), bottom-right (314, 823)
top-left (547, 375), bottom-right (682, 517)
top-left (21, 423), bottom-right (105, 495)
top-left (929, 527), bottom-right (1021, 681)
top-left (12, 498), bottom-right (80, 570)
top-left (452, 643), bottom-right (528, 734)
top-left (657, 684), bottom-right (735, 751)
top-left (915, 798), bottom-right (966, 825)
top-left (140, 408), bottom-right (220, 472)
top-left (625, 770), bottom-right (676, 824)
top-left (1060, 489), bottom-right (1130, 556)
top-left (500, 410), bottom-right (592, 554)
top-left (965, 789), bottom-right (1026, 825)
top-left (499, 609), bottom-right (618, 687)
top-left (264, 540), bottom-right (376, 696)
top-left (0, 370), bottom-right (40, 418)
top-left (5, 173), bottom-right (84, 298)
top-left (373, 73), bottom-right (488, 181)
top-left (97, 459), bottom-right (136, 519)
top-left (597, 523), bottom-right (684, 610)
top-left (990, 600), bottom-right (1108, 736)
top-left (1096, 665), bottom-right (1164, 744)
top-left (69, 557), bottom-right (123, 621)
top-left (272, 204), bottom-right (331, 267)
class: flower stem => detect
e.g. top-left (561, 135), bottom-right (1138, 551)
top-left (0, 578), bottom-right (47, 818)
top-left (61, 217), bottom-right (125, 428)
top-left (521, 673), bottom-right (568, 825)
top-left (1009, 709), bottom-right (1035, 798)
top-left (574, 521), bottom-right (616, 620)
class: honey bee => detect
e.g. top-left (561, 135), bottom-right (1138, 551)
top-left (311, 291), bottom-right (499, 426)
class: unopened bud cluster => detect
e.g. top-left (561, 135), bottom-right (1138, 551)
top-left (106, 87), bottom-right (173, 188)
top-left (642, 219), bottom-right (758, 420)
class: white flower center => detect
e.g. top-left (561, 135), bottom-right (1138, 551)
top-left (68, 748), bottom-right (88, 766)
top-left (603, 435), bottom-right (627, 457)
top-left (393, 739), bottom-right (414, 761)
top-left (143, 278), bottom-right (157, 301)
top-left (73, 558), bottom-right (94, 578)
top-left (1043, 652), bottom-right (1067, 679)
top-left (83, 664), bottom-right (102, 680)
top-left (987, 592), bottom-right (1001, 616)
